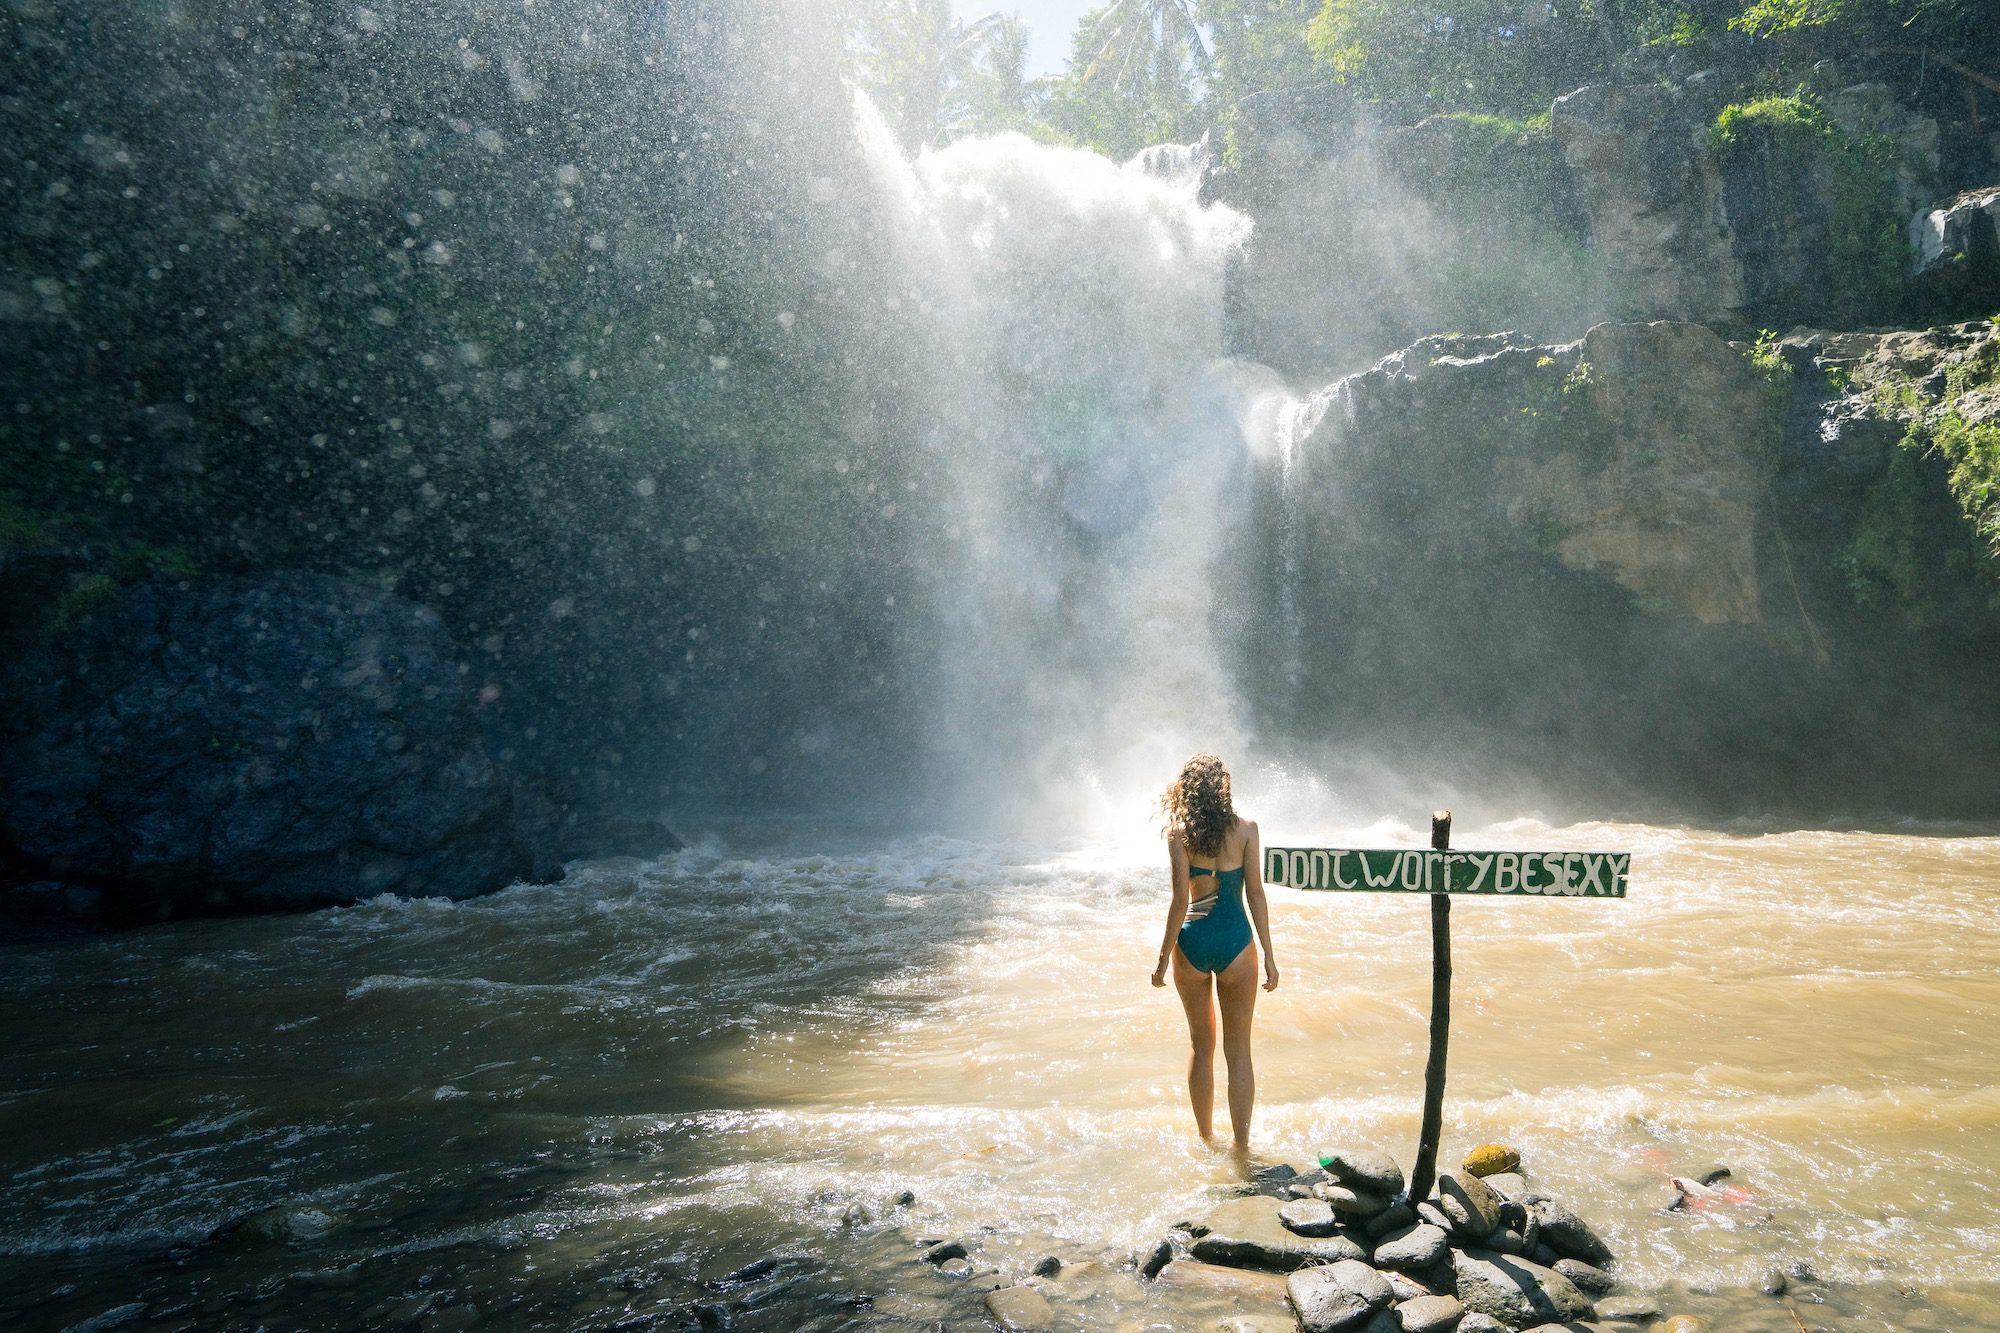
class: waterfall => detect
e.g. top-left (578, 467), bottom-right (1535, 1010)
top-left (851, 97), bottom-right (1282, 829)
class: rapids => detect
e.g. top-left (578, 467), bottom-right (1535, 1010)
top-left (5, 799), bottom-right (2000, 1330)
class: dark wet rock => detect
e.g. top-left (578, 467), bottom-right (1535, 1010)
top-left (983, 1285), bottom-right (1053, 1331)
top-left (1285, 1259), bottom-right (1394, 1333)
top-left (1532, 1244), bottom-right (1562, 1267)
top-left (937, 1257), bottom-right (971, 1278)
top-left (1172, 1219), bottom-right (1212, 1238)
top-left (1490, 1226), bottom-right (1530, 1256)
top-left (1696, 1166), bottom-right (1732, 1187)
top-left (1366, 1203), bottom-right (1418, 1239)
top-left (716, 1257), bottom-right (778, 1286)
top-left (1759, 1265), bottom-right (1787, 1295)
top-left (1463, 1144), bottom-right (1521, 1177)
top-left (1383, 1271), bottom-right (1433, 1303)
top-left (1253, 1161), bottom-right (1302, 1189)
top-left (840, 1202), bottom-right (871, 1228)
top-left (1359, 1311), bottom-right (1401, 1333)
top-left (1454, 1248), bottom-right (1595, 1328)
top-left (1321, 1149), bottom-right (1407, 1198)
top-left (1529, 1199), bottom-right (1614, 1268)
top-left (1439, 1173), bottom-right (1504, 1240)
top-left (1031, 1255), bottom-right (1062, 1278)
top-left (0, 573), bottom-right (542, 920)
top-left (1553, 1260), bottom-right (1616, 1296)
top-left (1595, 1293), bottom-right (1662, 1321)
top-left (1279, 1199), bottom-right (1340, 1237)
top-left (920, 1240), bottom-right (967, 1265)
top-left (1192, 1195), bottom-right (1368, 1272)
top-left (1316, 1182), bottom-right (1396, 1217)
top-left (889, 1190), bottom-right (915, 1207)
top-left (210, 1204), bottom-right (346, 1248)
top-left (3, 879), bottom-right (105, 925)
top-left (1139, 1239), bottom-right (1174, 1280)
top-left (1284, 1168), bottom-right (1334, 1199)
top-left (1372, 1223), bottom-right (1449, 1271)
top-left (1397, 1294), bottom-right (1465, 1333)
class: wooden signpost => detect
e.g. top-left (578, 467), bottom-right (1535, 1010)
top-left (1264, 813), bottom-right (1631, 1204)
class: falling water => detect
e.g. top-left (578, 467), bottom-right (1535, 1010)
top-left (850, 97), bottom-right (1279, 828)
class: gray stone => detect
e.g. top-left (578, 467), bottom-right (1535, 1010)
top-left (1192, 1195), bottom-right (1367, 1272)
top-left (1383, 1271), bottom-right (1433, 1303)
top-left (1529, 1199), bottom-right (1614, 1268)
top-left (1317, 1182), bottom-right (1397, 1217)
top-left (1416, 1202), bottom-right (1453, 1231)
top-left (1482, 1173), bottom-right (1530, 1201)
top-left (1439, 1173), bottom-right (1504, 1241)
top-left (1321, 1149), bottom-right (1408, 1198)
top-left (983, 1285), bottom-right (1053, 1331)
top-left (1279, 1199), bottom-right (1341, 1237)
top-left (1360, 1311), bottom-right (1402, 1333)
top-left (1217, 1318), bottom-right (1298, 1333)
top-left (1372, 1223), bottom-right (1449, 1271)
top-left (1397, 1294), bottom-right (1465, 1333)
top-left (1031, 1255), bottom-right (1061, 1278)
top-left (1453, 1249), bottom-right (1596, 1329)
top-left (938, 1258), bottom-right (971, 1277)
top-left (921, 1240), bottom-right (967, 1265)
top-left (1490, 1227), bottom-right (1529, 1256)
top-left (1139, 1239), bottom-right (1174, 1280)
top-left (1459, 1317), bottom-right (1507, 1333)
top-left (1911, 186), bottom-right (2000, 283)
top-left (1759, 1265), bottom-right (1787, 1295)
top-left (1286, 1260), bottom-right (1394, 1333)
top-left (1595, 1293), bottom-right (1662, 1320)
top-left (1366, 1203), bottom-right (1418, 1239)
top-left (1552, 1260), bottom-right (1616, 1296)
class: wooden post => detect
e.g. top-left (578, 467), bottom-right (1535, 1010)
top-left (1407, 810), bottom-right (1452, 1205)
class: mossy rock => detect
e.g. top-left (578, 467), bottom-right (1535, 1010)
top-left (1462, 1143), bottom-right (1521, 1177)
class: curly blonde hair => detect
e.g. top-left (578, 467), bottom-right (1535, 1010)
top-left (1161, 753), bottom-right (1236, 858)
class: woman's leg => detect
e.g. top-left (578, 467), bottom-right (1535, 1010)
top-left (1171, 948), bottom-right (1217, 1141)
top-left (1215, 944), bottom-right (1260, 1150)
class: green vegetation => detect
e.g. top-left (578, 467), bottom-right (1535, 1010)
top-left (1842, 342), bottom-right (2000, 615)
top-left (1709, 92), bottom-right (1906, 326)
top-left (1745, 329), bottom-right (1792, 384)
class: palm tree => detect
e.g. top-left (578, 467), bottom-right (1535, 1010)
top-left (852, 1), bottom-right (1032, 148)
top-left (1077, 0), bottom-right (1215, 95)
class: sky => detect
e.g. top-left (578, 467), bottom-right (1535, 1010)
top-left (950, 0), bottom-right (1098, 79)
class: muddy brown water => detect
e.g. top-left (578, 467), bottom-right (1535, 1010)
top-left (4, 813), bottom-right (1999, 1331)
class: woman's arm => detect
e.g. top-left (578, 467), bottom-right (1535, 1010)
top-left (1243, 820), bottom-right (1279, 991)
top-left (1152, 830), bottom-right (1191, 987)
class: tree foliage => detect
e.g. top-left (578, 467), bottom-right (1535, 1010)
top-left (1307, 0), bottom-right (1605, 117)
top-left (847, 0), bottom-right (1040, 148)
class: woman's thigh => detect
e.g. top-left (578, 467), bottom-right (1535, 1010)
top-left (1171, 949), bottom-right (1216, 1044)
top-left (1214, 945), bottom-right (1259, 1049)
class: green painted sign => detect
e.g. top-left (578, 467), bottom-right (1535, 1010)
top-left (1263, 847), bottom-right (1629, 898)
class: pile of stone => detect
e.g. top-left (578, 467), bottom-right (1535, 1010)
top-left (1146, 1143), bottom-right (1699, 1333)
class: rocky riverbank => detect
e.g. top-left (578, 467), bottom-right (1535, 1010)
top-left (751, 1143), bottom-right (1831, 1333)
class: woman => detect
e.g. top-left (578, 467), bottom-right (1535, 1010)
top-left (1150, 753), bottom-right (1279, 1151)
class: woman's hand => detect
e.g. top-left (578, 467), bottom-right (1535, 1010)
top-left (1151, 955), bottom-right (1169, 987)
top-left (1263, 958), bottom-right (1280, 992)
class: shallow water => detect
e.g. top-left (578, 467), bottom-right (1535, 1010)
top-left (5, 813), bottom-right (2000, 1331)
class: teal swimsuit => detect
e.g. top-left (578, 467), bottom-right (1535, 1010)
top-left (1179, 863), bottom-right (1252, 973)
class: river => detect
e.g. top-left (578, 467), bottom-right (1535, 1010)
top-left (5, 792), bottom-right (1998, 1331)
